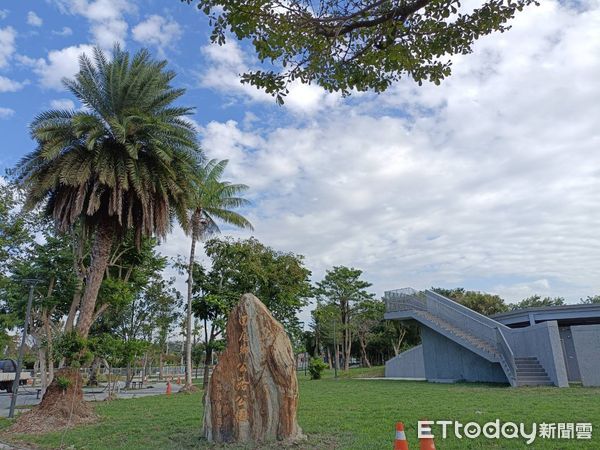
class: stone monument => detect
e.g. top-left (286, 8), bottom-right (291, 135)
top-left (203, 293), bottom-right (305, 444)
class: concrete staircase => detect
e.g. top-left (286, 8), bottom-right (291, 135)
top-left (384, 289), bottom-right (558, 387)
top-left (414, 310), bottom-right (500, 361)
top-left (515, 357), bottom-right (553, 386)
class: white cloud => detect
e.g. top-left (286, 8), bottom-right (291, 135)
top-left (50, 98), bottom-right (75, 109)
top-left (0, 10), bottom-right (8, 20)
top-left (132, 15), bottom-right (182, 54)
top-left (191, 1), bottom-right (600, 305)
top-left (0, 26), bottom-right (16, 68)
top-left (199, 40), bottom-right (339, 115)
top-left (52, 0), bottom-right (134, 47)
top-left (20, 44), bottom-right (95, 90)
top-left (0, 107), bottom-right (15, 118)
top-left (52, 26), bottom-right (73, 36)
top-left (0, 76), bottom-right (26, 93)
top-left (27, 11), bottom-right (43, 27)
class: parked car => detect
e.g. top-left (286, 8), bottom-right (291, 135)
top-left (0, 358), bottom-right (28, 393)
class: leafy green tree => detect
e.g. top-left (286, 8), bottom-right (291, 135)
top-left (432, 287), bottom-right (508, 315)
top-left (580, 295), bottom-right (600, 304)
top-left (151, 279), bottom-right (183, 380)
top-left (7, 217), bottom-right (78, 390)
top-left (183, 0), bottom-right (536, 101)
top-left (310, 302), bottom-right (342, 369)
top-left (192, 285), bottom-right (232, 388)
top-left (204, 237), bottom-right (311, 338)
top-left (314, 266), bottom-right (374, 371)
top-left (192, 237), bottom-right (311, 387)
top-left (92, 244), bottom-right (181, 387)
top-left (0, 181), bottom-right (33, 350)
top-left (17, 45), bottom-right (200, 339)
top-left (353, 299), bottom-right (384, 368)
top-left (510, 295), bottom-right (565, 310)
top-left (183, 159), bottom-right (252, 388)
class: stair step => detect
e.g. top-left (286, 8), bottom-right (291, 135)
top-left (519, 375), bottom-right (550, 380)
top-left (517, 381), bottom-right (554, 386)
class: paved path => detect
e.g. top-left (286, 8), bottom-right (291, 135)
top-left (0, 382), bottom-right (181, 418)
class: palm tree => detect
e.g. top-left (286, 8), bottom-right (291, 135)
top-left (184, 159), bottom-right (253, 388)
top-left (18, 46), bottom-right (200, 339)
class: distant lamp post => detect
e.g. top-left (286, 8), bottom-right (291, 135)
top-left (8, 279), bottom-right (40, 419)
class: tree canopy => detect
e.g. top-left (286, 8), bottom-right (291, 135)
top-left (16, 45), bottom-right (201, 338)
top-left (314, 266), bottom-right (374, 370)
top-left (432, 287), bottom-right (508, 315)
top-left (184, 0), bottom-right (537, 101)
top-left (510, 295), bottom-right (565, 310)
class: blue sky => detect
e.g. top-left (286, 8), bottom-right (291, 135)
top-left (2, 0), bottom-right (600, 315)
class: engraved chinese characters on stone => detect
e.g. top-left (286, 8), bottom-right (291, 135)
top-left (203, 294), bottom-right (305, 444)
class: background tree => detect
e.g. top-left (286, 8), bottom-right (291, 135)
top-left (191, 237), bottom-right (311, 387)
top-left (510, 295), bottom-right (565, 310)
top-left (204, 237), bottom-right (311, 341)
top-left (183, 159), bottom-right (252, 389)
top-left (91, 242), bottom-right (181, 388)
top-left (7, 217), bottom-right (78, 392)
top-left (314, 266), bottom-right (374, 371)
top-left (310, 302), bottom-right (342, 370)
top-left (17, 45), bottom-right (200, 340)
top-left (580, 295), bottom-right (600, 305)
top-left (353, 299), bottom-right (384, 368)
top-left (184, 0), bottom-right (537, 101)
top-left (151, 278), bottom-right (183, 380)
top-left (0, 181), bottom-right (32, 351)
top-left (432, 287), bottom-right (508, 315)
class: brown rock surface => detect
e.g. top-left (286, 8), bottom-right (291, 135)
top-left (203, 293), bottom-right (304, 444)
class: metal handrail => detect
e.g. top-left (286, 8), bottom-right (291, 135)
top-left (426, 290), bottom-right (511, 331)
top-left (385, 287), bottom-right (518, 386)
top-left (496, 327), bottom-right (517, 385)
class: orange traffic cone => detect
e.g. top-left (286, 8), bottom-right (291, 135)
top-left (166, 381), bottom-right (172, 396)
top-left (419, 420), bottom-right (436, 450)
top-left (394, 422), bottom-right (409, 450)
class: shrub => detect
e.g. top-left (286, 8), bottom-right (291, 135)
top-left (308, 357), bottom-right (327, 380)
top-left (56, 375), bottom-right (72, 391)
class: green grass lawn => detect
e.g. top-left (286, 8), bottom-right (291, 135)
top-left (2, 368), bottom-right (599, 449)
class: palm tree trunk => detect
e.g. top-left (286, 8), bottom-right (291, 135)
top-left (185, 214), bottom-right (199, 388)
top-left (77, 221), bottom-right (114, 339)
top-left (65, 228), bottom-right (85, 333)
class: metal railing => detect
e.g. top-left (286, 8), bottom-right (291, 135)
top-left (384, 289), bottom-right (427, 312)
top-left (426, 291), bottom-right (499, 345)
top-left (384, 287), bottom-right (520, 384)
top-left (496, 327), bottom-right (517, 386)
top-left (385, 289), bottom-right (511, 351)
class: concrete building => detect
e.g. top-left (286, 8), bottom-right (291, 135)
top-left (384, 289), bottom-right (600, 387)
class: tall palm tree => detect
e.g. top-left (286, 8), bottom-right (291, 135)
top-left (18, 46), bottom-right (200, 339)
top-left (184, 159), bottom-right (253, 388)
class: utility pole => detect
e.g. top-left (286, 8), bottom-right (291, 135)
top-left (9, 280), bottom-right (38, 419)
